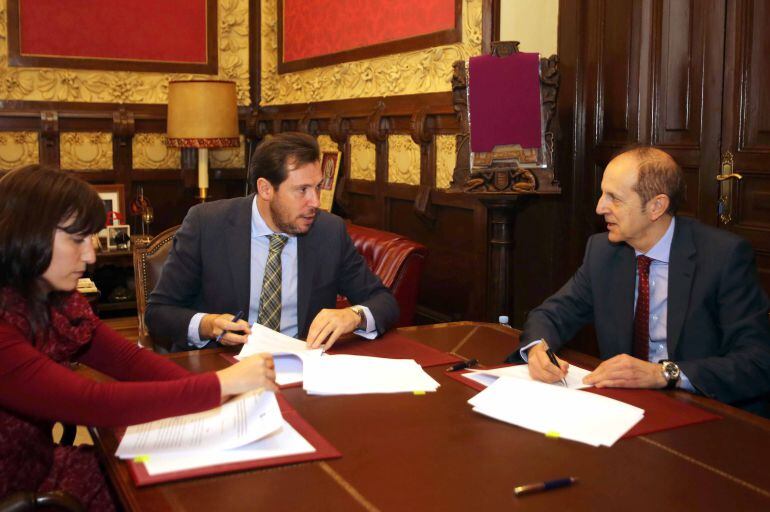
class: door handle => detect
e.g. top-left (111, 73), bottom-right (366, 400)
top-left (716, 151), bottom-right (742, 225)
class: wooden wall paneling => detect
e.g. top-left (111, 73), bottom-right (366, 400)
top-left (722, 0), bottom-right (770, 296)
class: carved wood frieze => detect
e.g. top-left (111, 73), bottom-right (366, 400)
top-left (349, 135), bottom-right (376, 181)
top-left (388, 135), bottom-right (420, 185)
top-left (60, 132), bottom-right (113, 170)
top-left (132, 134), bottom-right (181, 170)
top-left (0, 131), bottom-right (38, 170)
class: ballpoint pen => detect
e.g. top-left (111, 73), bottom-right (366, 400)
top-left (514, 477), bottom-right (578, 497)
top-left (545, 348), bottom-right (568, 387)
top-left (215, 310), bottom-right (244, 344)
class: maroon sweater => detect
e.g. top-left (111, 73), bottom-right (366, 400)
top-left (0, 321), bottom-right (220, 497)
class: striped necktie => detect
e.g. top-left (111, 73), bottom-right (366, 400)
top-left (257, 234), bottom-right (288, 331)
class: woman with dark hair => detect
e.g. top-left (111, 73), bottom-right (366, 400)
top-left (0, 165), bottom-right (277, 511)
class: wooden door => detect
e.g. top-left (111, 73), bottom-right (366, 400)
top-left (720, 0), bottom-right (770, 292)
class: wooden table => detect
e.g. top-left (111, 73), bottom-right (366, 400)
top-left (92, 322), bottom-right (770, 511)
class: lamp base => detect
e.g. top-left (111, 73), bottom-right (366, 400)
top-left (197, 187), bottom-right (209, 202)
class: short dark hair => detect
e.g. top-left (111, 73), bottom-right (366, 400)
top-left (247, 132), bottom-right (320, 191)
top-left (616, 145), bottom-right (686, 215)
top-left (0, 165), bottom-right (105, 332)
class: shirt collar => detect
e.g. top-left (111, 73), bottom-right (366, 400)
top-left (636, 217), bottom-right (675, 263)
top-left (251, 197), bottom-right (292, 239)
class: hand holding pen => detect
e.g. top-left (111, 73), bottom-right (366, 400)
top-left (527, 341), bottom-right (569, 385)
top-left (208, 310), bottom-right (250, 346)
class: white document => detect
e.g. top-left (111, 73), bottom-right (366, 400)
top-left (468, 377), bottom-right (643, 447)
top-left (465, 363), bottom-right (593, 390)
top-left (116, 390), bottom-right (283, 459)
top-left (141, 418), bottom-right (316, 476)
top-left (303, 354), bottom-right (440, 395)
top-left (236, 323), bottom-right (323, 385)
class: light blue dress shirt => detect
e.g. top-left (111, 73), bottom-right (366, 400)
top-left (522, 217), bottom-right (694, 391)
top-left (186, 198), bottom-right (375, 347)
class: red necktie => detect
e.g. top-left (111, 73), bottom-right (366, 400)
top-left (633, 255), bottom-right (653, 361)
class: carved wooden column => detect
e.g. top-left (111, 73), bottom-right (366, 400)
top-left (39, 111), bottom-right (59, 167)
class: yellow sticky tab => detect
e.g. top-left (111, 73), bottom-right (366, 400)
top-left (545, 431), bottom-right (561, 439)
top-left (133, 455), bottom-right (149, 463)
top-left (413, 391), bottom-right (426, 395)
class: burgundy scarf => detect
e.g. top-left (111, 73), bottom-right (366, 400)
top-left (0, 287), bottom-right (98, 363)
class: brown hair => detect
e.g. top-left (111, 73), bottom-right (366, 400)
top-left (617, 146), bottom-right (685, 215)
top-left (247, 132), bottom-right (320, 192)
top-left (0, 165), bottom-right (105, 331)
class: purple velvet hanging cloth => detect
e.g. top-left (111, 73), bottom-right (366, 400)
top-left (468, 52), bottom-right (542, 152)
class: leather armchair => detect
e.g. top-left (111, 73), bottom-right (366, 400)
top-left (0, 491), bottom-right (83, 512)
top-left (340, 224), bottom-right (427, 327)
top-left (133, 225), bottom-right (179, 353)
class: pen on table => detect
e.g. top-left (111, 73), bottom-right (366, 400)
top-left (514, 477), bottom-right (578, 497)
top-left (446, 358), bottom-right (478, 372)
top-left (545, 348), bottom-right (568, 387)
top-left (215, 310), bottom-right (244, 344)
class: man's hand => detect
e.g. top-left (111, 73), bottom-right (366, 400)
top-left (216, 353), bottom-right (277, 398)
top-left (200, 313), bottom-right (251, 346)
top-left (583, 354), bottom-right (666, 389)
top-left (527, 342), bottom-right (569, 383)
top-left (306, 308), bottom-right (361, 350)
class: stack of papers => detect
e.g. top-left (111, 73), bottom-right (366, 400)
top-left (237, 323), bottom-right (322, 386)
top-left (238, 323), bottom-right (439, 395)
top-left (469, 378), bottom-right (644, 447)
top-left (115, 391), bottom-right (316, 476)
top-left (303, 354), bottom-right (440, 395)
top-left (465, 364), bottom-right (593, 389)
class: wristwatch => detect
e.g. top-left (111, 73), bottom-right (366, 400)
top-left (659, 359), bottom-right (681, 389)
top-left (350, 305), bottom-right (367, 330)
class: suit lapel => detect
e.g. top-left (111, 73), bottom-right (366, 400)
top-left (296, 234), bottom-right (317, 337)
top-left (614, 244), bottom-right (637, 355)
top-left (224, 196), bottom-right (254, 314)
top-left (667, 219), bottom-right (695, 357)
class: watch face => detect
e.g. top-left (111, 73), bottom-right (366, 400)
top-left (663, 361), bottom-right (680, 380)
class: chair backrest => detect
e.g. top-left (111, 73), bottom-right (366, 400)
top-left (133, 225), bottom-right (179, 351)
top-left (344, 223), bottom-right (427, 326)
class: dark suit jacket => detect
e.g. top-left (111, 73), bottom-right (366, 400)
top-left (510, 217), bottom-right (770, 410)
top-left (145, 195), bottom-right (399, 351)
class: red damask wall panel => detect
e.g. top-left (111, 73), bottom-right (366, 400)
top-left (9, 0), bottom-right (216, 73)
top-left (280, 0), bottom-right (460, 73)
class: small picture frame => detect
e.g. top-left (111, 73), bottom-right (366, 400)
top-left (106, 224), bottom-right (131, 251)
top-left (93, 184), bottom-right (126, 241)
top-left (319, 151), bottom-right (341, 212)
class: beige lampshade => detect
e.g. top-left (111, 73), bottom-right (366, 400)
top-left (166, 80), bottom-right (240, 148)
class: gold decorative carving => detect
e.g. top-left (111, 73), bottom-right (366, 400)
top-left (0, 131), bottom-right (38, 170)
top-left (0, 0), bottom-right (251, 105)
top-left (132, 133), bottom-right (181, 169)
top-left (210, 135), bottom-right (246, 168)
top-left (317, 135), bottom-right (337, 153)
top-left (349, 135), bottom-right (375, 181)
top-left (387, 135), bottom-right (420, 185)
top-left (436, 135), bottom-right (457, 189)
top-left (260, 0), bottom-right (483, 105)
top-left (60, 132), bottom-right (113, 170)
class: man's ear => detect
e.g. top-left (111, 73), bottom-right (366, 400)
top-left (648, 193), bottom-right (670, 221)
top-left (256, 177), bottom-right (274, 200)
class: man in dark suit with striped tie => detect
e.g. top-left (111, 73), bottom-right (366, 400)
top-left (146, 132), bottom-right (398, 352)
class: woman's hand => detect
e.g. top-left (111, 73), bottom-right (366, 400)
top-left (216, 353), bottom-right (277, 398)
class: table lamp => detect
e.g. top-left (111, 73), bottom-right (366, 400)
top-left (166, 80), bottom-right (240, 201)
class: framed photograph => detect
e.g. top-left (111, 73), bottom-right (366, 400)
top-left (92, 184), bottom-right (125, 241)
top-left (319, 151), bottom-right (341, 212)
top-left (106, 224), bottom-right (131, 251)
